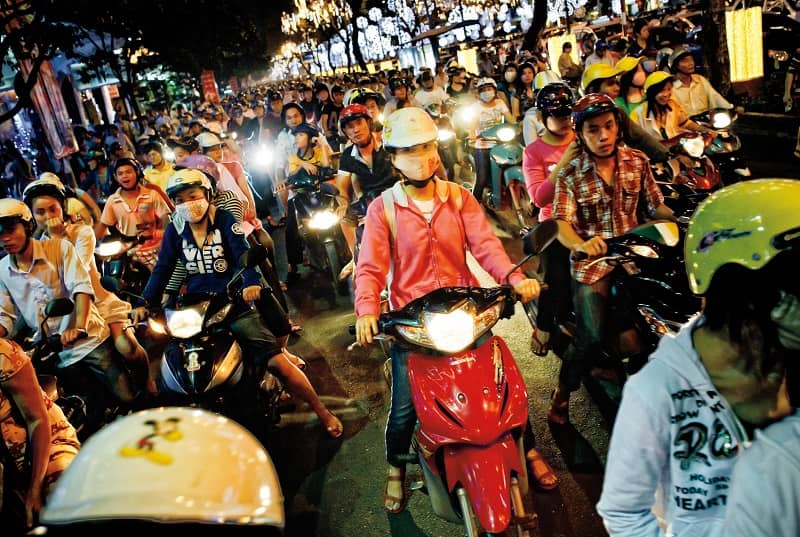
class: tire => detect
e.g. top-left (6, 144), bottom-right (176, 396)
top-left (324, 241), bottom-right (342, 293)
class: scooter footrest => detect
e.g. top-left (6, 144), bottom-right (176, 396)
top-left (409, 479), bottom-right (425, 492)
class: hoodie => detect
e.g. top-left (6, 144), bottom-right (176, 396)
top-left (597, 316), bottom-right (749, 537)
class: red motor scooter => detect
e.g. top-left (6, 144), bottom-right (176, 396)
top-left (354, 220), bottom-right (557, 536)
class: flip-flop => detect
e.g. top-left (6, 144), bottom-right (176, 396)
top-left (384, 471), bottom-right (407, 513)
top-left (530, 327), bottom-right (550, 357)
top-left (527, 449), bottom-right (559, 491)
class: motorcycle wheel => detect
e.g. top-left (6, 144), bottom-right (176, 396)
top-left (324, 241), bottom-right (349, 297)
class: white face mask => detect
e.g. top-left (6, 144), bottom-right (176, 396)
top-left (771, 291), bottom-right (800, 350)
top-left (504, 72), bottom-right (517, 83)
top-left (479, 90), bottom-right (495, 103)
top-left (176, 198), bottom-right (209, 224)
top-left (393, 148), bottom-right (441, 182)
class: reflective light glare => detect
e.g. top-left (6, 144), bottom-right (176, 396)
top-left (166, 308), bottom-right (204, 338)
top-left (712, 111), bottom-right (732, 129)
top-left (438, 129), bottom-right (456, 142)
top-left (95, 240), bottom-right (124, 257)
top-left (308, 210), bottom-right (340, 230)
top-left (163, 148), bottom-right (176, 162)
top-left (254, 146), bottom-right (273, 168)
top-left (681, 137), bottom-right (705, 158)
top-left (148, 318), bottom-right (167, 335)
top-left (496, 127), bottom-right (516, 142)
top-left (426, 309), bottom-right (475, 353)
top-left (628, 244), bottom-right (659, 258)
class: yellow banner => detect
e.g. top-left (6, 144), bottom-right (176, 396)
top-left (726, 7), bottom-right (763, 82)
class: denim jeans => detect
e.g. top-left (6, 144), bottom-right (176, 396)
top-left (558, 276), bottom-right (610, 392)
top-left (471, 147), bottom-right (492, 203)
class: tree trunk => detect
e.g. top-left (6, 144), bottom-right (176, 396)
top-left (348, 0), bottom-right (368, 71)
top-left (522, 0), bottom-right (548, 51)
top-left (704, 0), bottom-right (731, 98)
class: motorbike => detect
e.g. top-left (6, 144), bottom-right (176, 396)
top-left (473, 123), bottom-right (536, 235)
top-left (347, 220), bottom-right (559, 537)
top-left (287, 166), bottom-right (352, 300)
top-left (652, 131), bottom-right (722, 219)
top-left (94, 233), bottom-right (151, 300)
top-left (424, 102), bottom-right (458, 182)
top-left (690, 109), bottom-right (752, 183)
top-left (561, 220), bottom-right (701, 383)
top-left (135, 247), bottom-right (285, 429)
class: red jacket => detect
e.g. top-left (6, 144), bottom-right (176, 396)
top-left (354, 179), bottom-right (525, 317)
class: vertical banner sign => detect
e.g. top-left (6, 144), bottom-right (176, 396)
top-left (229, 76), bottom-right (240, 94)
top-left (200, 69), bottom-right (221, 104)
top-left (18, 59), bottom-right (78, 159)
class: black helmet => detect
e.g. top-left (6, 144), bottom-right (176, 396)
top-left (167, 135), bottom-right (200, 153)
top-left (267, 90), bottom-right (283, 103)
top-left (668, 45), bottom-right (693, 73)
top-left (111, 157), bottom-right (144, 180)
top-left (535, 82), bottom-right (575, 118)
top-left (388, 77), bottom-right (407, 92)
top-left (572, 93), bottom-right (620, 133)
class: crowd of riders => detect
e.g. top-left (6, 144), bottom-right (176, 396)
top-left (0, 10), bottom-right (799, 535)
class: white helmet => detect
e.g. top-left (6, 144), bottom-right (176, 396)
top-left (476, 77), bottom-right (498, 89)
top-left (383, 107), bottom-right (438, 149)
top-left (195, 131), bottom-right (224, 149)
top-left (40, 407), bottom-right (285, 528)
top-left (166, 168), bottom-right (213, 200)
top-left (0, 198), bottom-right (33, 232)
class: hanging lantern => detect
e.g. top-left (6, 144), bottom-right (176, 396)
top-left (726, 7), bottom-right (764, 82)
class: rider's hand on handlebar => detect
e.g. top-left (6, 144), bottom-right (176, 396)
top-left (131, 306), bottom-right (148, 324)
top-left (576, 237), bottom-right (608, 257)
top-left (513, 278), bottom-right (541, 303)
top-left (242, 285), bottom-right (262, 303)
top-left (61, 327), bottom-right (87, 347)
top-left (301, 162), bottom-right (319, 175)
top-left (356, 314), bottom-right (379, 346)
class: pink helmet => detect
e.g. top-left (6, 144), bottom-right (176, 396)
top-left (177, 154), bottom-right (220, 183)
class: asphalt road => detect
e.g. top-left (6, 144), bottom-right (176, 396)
top-left (261, 131), bottom-right (799, 537)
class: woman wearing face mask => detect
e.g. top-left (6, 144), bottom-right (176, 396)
top-left (614, 56), bottom-right (648, 116)
top-left (469, 78), bottom-right (516, 205)
top-left (355, 108), bottom-right (542, 513)
top-left (497, 64), bottom-right (518, 108)
top-left (134, 169), bottom-right (343, 439)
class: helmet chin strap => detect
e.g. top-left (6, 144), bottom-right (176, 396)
top-left (400, 170), bottom-right (435, 189)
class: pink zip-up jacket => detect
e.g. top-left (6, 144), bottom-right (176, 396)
top-left (355, 178), bottom-right (525, 318)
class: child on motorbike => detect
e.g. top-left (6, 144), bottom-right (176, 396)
top-left (522, 82), bottom-right (576, 357)
top-left (23, 177), bottom-right (157, 395)
top-left (287, 123), bottom-right (332, 180)
top-left (134, 169), bottom-right (342, 438)
top-left (0, 337), bottom-right (80, 532)
top-left (354, 107), bottom-right (543, 513)
top-left (598, 179), bottom-right (796, 536)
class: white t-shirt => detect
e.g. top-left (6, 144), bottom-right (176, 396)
top-left (414, 87), bottom-right (448, 109)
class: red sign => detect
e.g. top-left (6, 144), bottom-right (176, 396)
top-left (200, 69), bottom-right (220, 104)
top-left (229, 76), bottom-right (239, 94)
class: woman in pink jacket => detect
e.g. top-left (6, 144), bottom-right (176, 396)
top-left (354, 108), bottom-right (544, 513)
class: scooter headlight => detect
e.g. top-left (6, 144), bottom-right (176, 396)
top-left (165, 302), bottom-right (210, 339)
top-left (438, 129), bottom-right (455, 142)
top-left (307, 209), bottom-right (340, 230)
top-left (95, 240), bottom-right (125, 258)
top-left (496, 126), bottom-right (516, 143)
top-left (252, 146), bottom-right (273, 169)
top-left (711, 111), bottom-right (731, 129)
top-left (396, 300), bottom-right (504, 353)
top-left (681, 136), bottom-right (705, 158)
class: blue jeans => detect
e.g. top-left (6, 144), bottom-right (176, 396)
top-left (559, 276), bottom-right (610, 392)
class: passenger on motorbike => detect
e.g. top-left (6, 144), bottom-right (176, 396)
top-left (0, 337), bottom-right (79, 532)
top-left (468, 77), bottom-right (516, 204)
top-left (94, 157), bottom-right (172, 270)
top-left (614, 56), bottom-right (647, 116)
top-left (134, 171), bottom-right (342, 438)
top-left (598, 179), bottom-right (796, 537)
top-left (522, 83), bottom-right (576, 357)
top-left (287, 123), bottom-right (333, 180)
top-left (383, 77), bottom-right (420, 118)
top-left (548, 94), bottom-right (676, 424)
top-left (630, 71), bottom-right (714, 140)
top-left (354, 107), bottom-right (542, 512)
top-left (0, 199), bottom-right (144, 406)
top-left (669, 45), bottom-right (733, 117)
top-left (522, 69), bottom-right (562, 145)
top-left (23, 180), bottom-right (156, 395)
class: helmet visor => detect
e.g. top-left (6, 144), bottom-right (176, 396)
top-left (0, 216), bottom-right (25, 234)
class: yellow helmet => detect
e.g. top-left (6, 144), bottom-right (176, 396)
top-left (685, 179), bottom-right (800, 295)
top-left (643, 71), bottom-right (674, 93)
top-left (40, 407), bottom-right (284, 528)
top-left (615, 56), bottom-right (642, 74)
top-left (581, 63), bottom-right (622, 91)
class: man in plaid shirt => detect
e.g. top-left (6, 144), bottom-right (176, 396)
top-left (548, 94), bottom-right (675, 424)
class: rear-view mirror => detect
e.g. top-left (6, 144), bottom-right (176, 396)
top-left (44, 298), bottom-right (74, 318)
top-left (523, 219), bottom-right (559, 256)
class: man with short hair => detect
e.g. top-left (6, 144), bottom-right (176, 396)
top-left (142, 141), bottom-right (175, 191)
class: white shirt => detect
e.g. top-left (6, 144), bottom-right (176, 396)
top-left (413, 87), bottom-right (449, 109)
top-left (0, 239), bottom-right (109, 367)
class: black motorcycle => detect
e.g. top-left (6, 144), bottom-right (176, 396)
top-left (287, 166), bottom-right (352, 299)
top-left (94, 232), bottom-right (151, 300)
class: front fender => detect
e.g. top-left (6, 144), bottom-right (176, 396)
top-left (443, 433), bottom-right (522, 533)
top-left (503, 165), bottom-right (525, 186)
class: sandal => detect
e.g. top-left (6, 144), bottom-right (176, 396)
top-left (384, 468), bottom-right (407, 513)
top-left (530, 327), bottom-right (550, 357)
top-left (527, 449), bottom-right (559, 491)
top-left (547, 389), bottom-right (570, 425)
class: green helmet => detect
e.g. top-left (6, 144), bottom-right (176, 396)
top-left (685, 179), bottom-right (800, 295)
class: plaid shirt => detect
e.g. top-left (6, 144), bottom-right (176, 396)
top-left (553, 146), bottom-right (664, 284)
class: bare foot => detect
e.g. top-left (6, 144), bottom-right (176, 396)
top-left (321, 411), bottom-right (343, 438)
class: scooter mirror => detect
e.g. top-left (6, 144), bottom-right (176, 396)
top-left (100, 275), bottom-right (121, 294)
top-left (630, 220), bottom-right (680, 247)
top-left (523, 219), bottom-right (559, 256)
top-left (45, 298), bottom-right (74, 318)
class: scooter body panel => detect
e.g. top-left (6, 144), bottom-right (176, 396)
top-left (161, 333), bottom-right (242, 396)
top-left (408, 336), bottom-right (528, 447)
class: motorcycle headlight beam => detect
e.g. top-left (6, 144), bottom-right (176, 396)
top-left (711, 111), bottom-right (732, 129)
top-left (165, 306), bottom-right (207, 339)
top-left (307, 210), bottom-right (340, 230)
top-left (496, 127), bottom-right (516, 143)
top-left (95, 240), bottom-right (125, 257)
